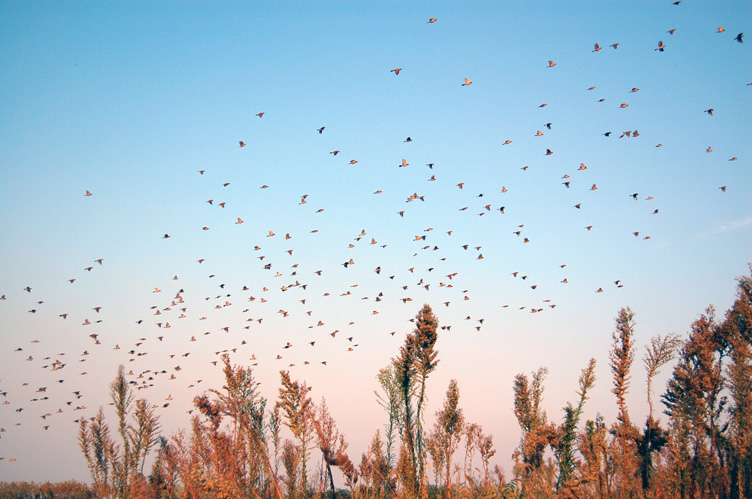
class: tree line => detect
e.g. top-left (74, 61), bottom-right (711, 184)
top-left (5, 268), bottom-right (749, 498)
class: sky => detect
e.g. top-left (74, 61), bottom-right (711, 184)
top-left (0, 0), bottom-right (750, 485)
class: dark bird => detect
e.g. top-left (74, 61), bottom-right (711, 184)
top-left (734, 33), bottom-right (743, 43)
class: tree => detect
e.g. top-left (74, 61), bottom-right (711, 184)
top-left (609, 307), bottom-right (640, 499)
top-left (313, 398), bottom-right (353, 499)
top-left (393, 304), bottom-right (440, 498)
top-left (637, 333), bottom-right (681, 493)
top-left (555, 358), bottom-right (596, 495)
top-left (277, 370), bottom-right (315, 498)
top-left (375, 362), bottom-right (403, 489)
top-left (512, 367), bottom-right (558, 497)
top-left (663, 307), bottom-right (728, 498)
top-left (431, 379), bottom-right (465, 498)
top-left (721, 269), bottom-right (752, 499)
top-left (79, 365), bottom-right (160, 499)
top-left (578, 414), bottom-right (608, 498)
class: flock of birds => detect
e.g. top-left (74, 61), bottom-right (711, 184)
top-left (0, 8), bottom-right (747, 469)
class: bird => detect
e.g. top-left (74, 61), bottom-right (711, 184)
top-left (84, 190), bottom-right (92, 197)
top-left (545, 149), bottom-right (553, 155)
top-left (256, 112), bottom-right (264, 118)
top-left (428, 18), bottom-right (437, 23)
top-left (593, 43), bottom-right (601, 52)
top-left (239, 141), bottom-right (246, 147)
top-left (655, 41), bottom-right (665, 52)
top-left (668, 29), bottom-right (676, 35)
top-left (391, 68), bottom-right (402, 75)
top-left (317, 127), bottom-right (325, 134)
top-left (705, 109), bottom-right (714, 116)
top-left (610, 43), bottom-right (619, 49)
top-left (462, 78), bottom-right (472, 86)
top-left (717, 27), bottom-right (725, 33)
top-left (547, 60), bottom-right (556, 67)
top-left (734, 33), bottom-right (744, 43)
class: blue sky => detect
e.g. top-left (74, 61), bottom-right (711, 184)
top-left (1, 1), bottom-right (750, 484)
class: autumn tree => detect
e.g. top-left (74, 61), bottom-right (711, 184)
top-left (720, 269), bottom-right (752, 499)
top-left (79, 365), bottom-right (160, 499)
top-left (428, 379), bottom-right (465, 498)
top-left (663, 307), bottom-right (728, 498)
top-left (609, 307), bottom-right (640, 499)
top-left (555, 358), bottom-right (596, 496)
top-left (578, 414), bottom-right (609, 498)
top-left (277, 370), bottom-right (315, 498)
top-left (313, 398), bottom-right (353, 498)
top-left (636, 333), bottom-right (681, 493)
top-left (375, 362), bottom-right (402, 492)
top-left (393, 304), bottom-right (440, 498)
top-left (512, 367), bottom-right (558, 497)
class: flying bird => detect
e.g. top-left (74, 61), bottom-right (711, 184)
top-left (462, 78), bottom-right (472, 86)
top-left (391, 68), bottom-right (402, 75)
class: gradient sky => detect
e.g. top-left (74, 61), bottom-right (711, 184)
top-left (1, 0), bottom-right (750, 484)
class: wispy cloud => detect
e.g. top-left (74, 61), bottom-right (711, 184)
top-left (696, 215), bottom-right (752, 239)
